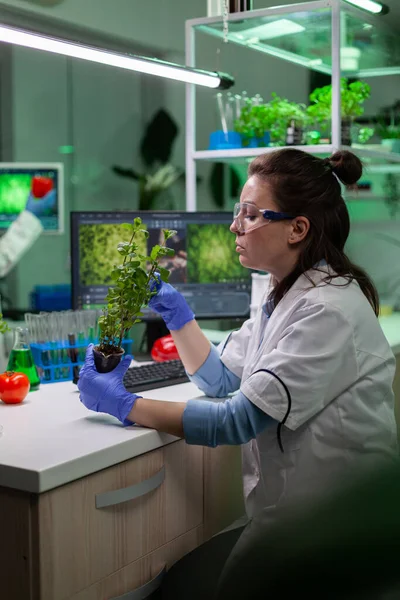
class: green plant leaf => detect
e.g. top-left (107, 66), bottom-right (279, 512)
top-left (163, 228), bottom-right (177, 241)
top-left (97, 217), bottom-right (174, 353)
top-left (150, 245), bottom-right (161, 260)
top-left (158, 267), bottom-right (170, 282)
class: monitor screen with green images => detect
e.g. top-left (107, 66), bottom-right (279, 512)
top-left (0, 163), bottom-right (64, 233)
top-left (71, 211), bottom-right (251, 319)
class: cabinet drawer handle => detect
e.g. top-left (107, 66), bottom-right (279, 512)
top-left (109, 566), bottom-right (166, 600)
top-left (96, 465), bottom-right (165, 509)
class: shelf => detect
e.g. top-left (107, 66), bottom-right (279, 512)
top-left (193, 144), bottom-right (332, 161)
top-left (190, 1), bottom-right (400, 77)
top-left (193, 145), bottom-right (400, 170)
top-left (345, 193), bottom-right (383, 201)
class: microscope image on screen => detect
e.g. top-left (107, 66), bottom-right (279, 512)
top-left (187, 223), bottom-right (248, 284)
top-left (148, 228), bottom-right (188, 284)
top-left (79, 223), bottom-right (148, 286)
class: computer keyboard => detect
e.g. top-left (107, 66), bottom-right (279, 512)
top-left (123, 359), bottom-right (190, 393)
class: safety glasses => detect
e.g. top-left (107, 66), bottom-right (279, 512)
top-left (233, 202), bottom-right (296, 234)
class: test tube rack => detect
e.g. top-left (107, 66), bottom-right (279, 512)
top-left (30, 338), bottom-right (133, 384)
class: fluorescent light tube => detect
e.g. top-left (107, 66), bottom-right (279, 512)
top-left (0, 24), bottom-right (234, 89)
top-left (234, 19), bottom-right (305, 41)
top-left (344, 0), bottom-right (388, 14)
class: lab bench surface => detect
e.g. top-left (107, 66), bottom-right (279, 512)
top-left (0, 381), bottom-right (244, 600)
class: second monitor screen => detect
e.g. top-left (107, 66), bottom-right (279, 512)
top-left (78, 222), bottom-right (249, 287)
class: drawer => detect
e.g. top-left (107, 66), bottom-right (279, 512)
top-left (38, 440), bottom-right (203, 600)
top-left (69, 526), bottom-right (203, 600)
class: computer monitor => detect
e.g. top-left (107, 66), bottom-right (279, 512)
top-left (71, 211), bottom-right (251, 319)
top-left (0, 163), bottom-right (64, 234)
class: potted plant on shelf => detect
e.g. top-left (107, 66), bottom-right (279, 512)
top-left (94, 217), bottom-right (176, 373)
top-left (268, 93), bottom-right (308, 146)
top-left (234, 93), bottom-right (308, 147)
top-left (376, 123), bottom-right (400, 154)
top-left (234, 102), bottom-right (274, 147)
top-left (307, 78), bottom-right (371, 146)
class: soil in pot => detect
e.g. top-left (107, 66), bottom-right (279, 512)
top-left (93, 347), bottom-right (125, 374)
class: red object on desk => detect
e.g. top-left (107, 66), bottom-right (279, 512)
top-left (151, 335), bottom-right (180, 362)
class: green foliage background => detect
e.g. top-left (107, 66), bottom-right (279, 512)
top-left (79, 224), bottom-right (148, 286)
top-left (187, 224), bottom-right (249, 284)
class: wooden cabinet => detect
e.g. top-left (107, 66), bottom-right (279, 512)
top-left (0, 440), bottom-right (244, 600)
top-left (203, 445), bottom-right (245, 539)
top-left (38, 441), bottom-right (202, 599)
top-left (69, 526), bottom-right (203, 600)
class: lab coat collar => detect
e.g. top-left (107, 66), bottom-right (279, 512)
top-left (261, 261), bottom-right (331, 318)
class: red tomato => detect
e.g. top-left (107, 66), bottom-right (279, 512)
top-left (0, 371), bottom-right (30, 404)
top-left (31, 176), bottom-right (53, 199)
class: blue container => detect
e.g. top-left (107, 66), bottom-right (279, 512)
top-left (245, 132), bottom-right (271, 148)
top-left (30, 338), bottom-right (133, 384)
top-left (30, 285), bottom-right (71, 311)
top-left (209, 130), bottom-right (242, 150)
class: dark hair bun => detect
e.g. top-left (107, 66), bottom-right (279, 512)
top-left (327, 150), bottom-right (363, 186)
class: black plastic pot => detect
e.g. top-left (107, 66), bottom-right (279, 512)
top-left (341, 118), bottom-right (352, 146)
top-left (93, 347), bottom-right (125, 374)
top-left (286, 121), bottom-right (303, 146)
top-left (229, 0), bottom-right (253, 11)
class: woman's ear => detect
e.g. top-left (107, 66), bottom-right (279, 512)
top-left (288, 216), bottom-right (310, 245)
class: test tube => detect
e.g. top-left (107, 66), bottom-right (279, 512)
top-left (235, 94), bottom-right (242, 120)
top-left (216, 92), bottom-right (228, 134)
top-left (66, 311), bottom-right (78, 364)
top-left (86, 310), bottom-right (97, 344)
top-left (226, 94), bottom-right (235, 131)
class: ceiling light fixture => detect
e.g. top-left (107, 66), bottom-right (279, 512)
top-left (0, 23), bottom-right (234, 89)
top-left (344, 0), bottom-right (389, 15)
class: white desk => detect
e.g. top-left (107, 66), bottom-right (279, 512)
top-left (0, 381), bottom-right (202, 493)
top-left (0, 381), bottom-right (243, 600)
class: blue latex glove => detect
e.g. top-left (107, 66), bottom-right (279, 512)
top-left (78, 344), bottom-right (141, 425)
top-left (26, 189), bottom-right (56, 217)
top-left (148, 276), bottom-right (195, 331)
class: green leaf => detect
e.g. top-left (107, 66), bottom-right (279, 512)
top-left (158, 267), bottom-right (170, 283)
top-left (158, 246), bottom-right (175, 257)
top-left (117, 242), bottom-right (130, 255)
top-left (150, 245), bottom-right (161, 260)
top-left (163, 228), bottom-right (177, 241)
top-left (121, 223), bottom-right (133, 231)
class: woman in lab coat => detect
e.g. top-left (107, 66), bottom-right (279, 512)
top-left (78, 148), bottom-right (398, 598)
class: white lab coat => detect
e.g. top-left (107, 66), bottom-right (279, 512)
top-left (220, 266), bottom-right (398, 518)
top-left (0, 211), bottom-right (43, 278)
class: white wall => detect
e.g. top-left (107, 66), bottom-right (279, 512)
top-left (9, 46), bottom-right (145, 307)
top-left (0, 0), bottom-right (206, 52)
